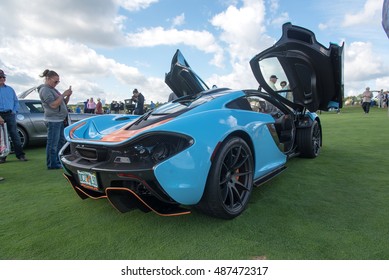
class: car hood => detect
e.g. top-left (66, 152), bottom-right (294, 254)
top-left (165, 49), bottom-right (209, 98)
top-left (250, 22), bottom-right (344, 112)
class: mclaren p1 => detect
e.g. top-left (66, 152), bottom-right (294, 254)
top-left (60, 23), bottom-right (343, 219)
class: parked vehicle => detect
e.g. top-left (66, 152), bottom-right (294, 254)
top-left (60, 23), bottom-right (343, 219)
top-left (16, 99), bottom-right (91, 148)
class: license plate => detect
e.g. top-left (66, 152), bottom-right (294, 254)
top-left (77, 170), bottom-right (98, 189)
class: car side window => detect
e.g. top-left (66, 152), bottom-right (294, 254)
top-left (26, 102), bottom-right (44, 113)
top-left (225, 97), bottom-right (252, 111)
top-left (246, 96), bottom-right (270, 113)
top-left (246, 96), bottom-right (284, 118)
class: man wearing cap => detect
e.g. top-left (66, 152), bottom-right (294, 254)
top-left (0, 69), bottom-right (27, 163)
top-left (269, 75), bottom-right (278, 91)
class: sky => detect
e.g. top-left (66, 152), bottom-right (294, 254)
top-left (0, 0), bottom-right (388, 105)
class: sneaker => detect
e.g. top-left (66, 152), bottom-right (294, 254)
top-left (0, 177), bottom-right (4, 181)
top-left (0, 158), bottom-right (5, 164)
top-left (18, 156), bottom-right (28, 161)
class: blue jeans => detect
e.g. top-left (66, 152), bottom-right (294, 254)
top-left (0, 113), bottom-right (25, 159)
top-left (46, 121), bottom-right (66, 168)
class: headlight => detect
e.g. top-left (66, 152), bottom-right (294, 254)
top-left (70, 133), bottom-right (194, 168)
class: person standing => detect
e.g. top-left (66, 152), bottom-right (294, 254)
top-left (113, 101), bottom-right (120, 114)
top-left (168, 92), bottom-right (178, 102)
top-left (83, 99), bottom-right (88, 113)
top-left (95, 98), bottom-right (103, 114)
top-left (269, 75), bottom-right (278, 91)
top-left (38, 69), bottom-right (72, 169)
top-left (361, 87), bottom-right (373, 114)
top-left (87, 97), bottom-right (96, 113)
top-left (376, 89), bottom-right (384, 108)
top-left (131, 88), bottom-right (145, 115)
top-left (279, 81), bottom-right (288, 98)
top-left (150, 101), bottom-right (156, 110)
top-left (0, 69), bottom-right (27, 163)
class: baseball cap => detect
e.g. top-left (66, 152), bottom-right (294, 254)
top-left (0, 69), bottom-right (6, 77)
top-left (270, 75), bottom-right (278, 79)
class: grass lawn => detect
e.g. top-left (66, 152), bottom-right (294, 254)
top-left (0, 106), bottom-right (388, 260)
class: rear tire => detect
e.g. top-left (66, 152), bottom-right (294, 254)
top-left (17, 127), bottom-right (28, 149)
top-left (296, 120), bottom-right (321, 158)
top-left (196, 137), bottom-right (254, 219)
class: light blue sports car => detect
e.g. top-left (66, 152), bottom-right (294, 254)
top-left (60, 23), bottom-right (343, 219)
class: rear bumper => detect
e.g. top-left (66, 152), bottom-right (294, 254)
top-left (62, 173), bottom-right (191, 217)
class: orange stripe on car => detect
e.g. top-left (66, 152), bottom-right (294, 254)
top-left (100, 118), bottom-right (173, 142)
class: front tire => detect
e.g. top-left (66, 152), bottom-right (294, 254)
top-left (196, 137), bottom-right (254, 219)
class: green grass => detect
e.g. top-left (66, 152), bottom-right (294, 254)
top-left (1, 106), bottom-right (388, 260)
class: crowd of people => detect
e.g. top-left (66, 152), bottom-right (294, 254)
top-left (78, 89), bottom-right (147, 115)
top-left (361, 87), bottom-right (388, 114)
top-left (82, 97), bottom-right (103, 114)
top-left (374, 89), bottom-right (389, 108)
top-left (268, 74), bottom-right (293, 101)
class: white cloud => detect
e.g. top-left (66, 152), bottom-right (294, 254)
top-left (268, 0), bottom-right (279, 14)
top-left (124, 27), bottom-right (224, 67)
top-left (116, 0), bottom-right (159, 11)
top-left (0, 0), bottom-right (126, 46)
top-left (265, 0), bottom-right (290, 27)
top-left (270, 12), bottom-right (290, 26)
top-left (171, 13), bottom-right (186, 27)
top-left (211, 0), bottom-right (268, 62)
top-left (344, 41), bottom-right (384, 81)
top-left (0, 0), bottom-right (172, 103)
top-left (318, 23), bottom-right (328, 30)
top-left (0, 35), bottom-right (150, 102)
top-left (342, 0), bottom-right (382, 27)
top-left (343, 40), bottom-right (389, 96)
top-left (209, 0), bottom-right (273, 89)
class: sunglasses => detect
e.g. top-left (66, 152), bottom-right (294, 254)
top-left (0, 76), bottom-right (6, 79)
top-left (50, 77), bottom-right (60, 84)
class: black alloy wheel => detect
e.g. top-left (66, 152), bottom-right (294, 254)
top-left (297, 120), bottom-right (321, 158)
top-left (197, 137), bottom-right (254, 219)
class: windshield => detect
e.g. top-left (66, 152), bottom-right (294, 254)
top-left (153, 94), bottom-right (216, 115)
